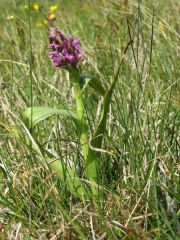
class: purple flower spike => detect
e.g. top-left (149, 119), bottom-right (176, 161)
top-left (48, 27), bottom-right (83, 68)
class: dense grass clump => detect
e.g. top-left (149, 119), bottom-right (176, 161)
top-left (0, 0), bottom-right (179, 239)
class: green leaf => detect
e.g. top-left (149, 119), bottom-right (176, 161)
top-left (21, 106), bottom-right (89, 197)
top-left (80, 75), bottom-right (106, 96)
top-left (88, 76), bottom-right (106, 96)
top-left (85, 58), bottom-right (123, 181)
top-left (39, 146), bottom-right (88, 197)
top-left (22, 106), bottom-right (78, 129)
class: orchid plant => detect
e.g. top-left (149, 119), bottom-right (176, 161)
top-left (22, 27), bottom-right (129, 198)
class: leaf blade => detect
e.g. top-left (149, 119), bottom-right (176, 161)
top-left (22, 106), bottom-right (78, 129)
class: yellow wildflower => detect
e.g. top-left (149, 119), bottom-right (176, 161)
top-left (6, 15), bottom-right (14, 20)
top-left (43, 19), bottom-right (49, 25)
top-left (23, 4), bottom-right (28, 10)
top-left (33, 3), bottom-right (39, 11)
top-left (50, 5), bottom-right (58, 12)
top-left (157, 21), bottom-right (165, 32)
top-left (49, 13), bottom-right (56, 21)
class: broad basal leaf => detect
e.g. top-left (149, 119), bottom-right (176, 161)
top-left (22, 106), bottom-right (78, 129)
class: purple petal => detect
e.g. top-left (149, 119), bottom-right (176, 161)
top-left (64, 54), bottom-right (74, 61)
top-left (48, 27), bottom-right (83, 68)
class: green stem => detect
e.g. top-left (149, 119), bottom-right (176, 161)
top-left (69, 69), bottom-right (98, 196)
top-left (73, 82), bottom-right (88, 159)
top-left (70, 69), bottom-right (88, 160)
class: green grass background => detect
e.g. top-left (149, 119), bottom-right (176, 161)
top-left (0, 0), bottom-right (179, 239)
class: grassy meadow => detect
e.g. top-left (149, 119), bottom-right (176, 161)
top-left (0, 0), bottom-right (179, 239)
